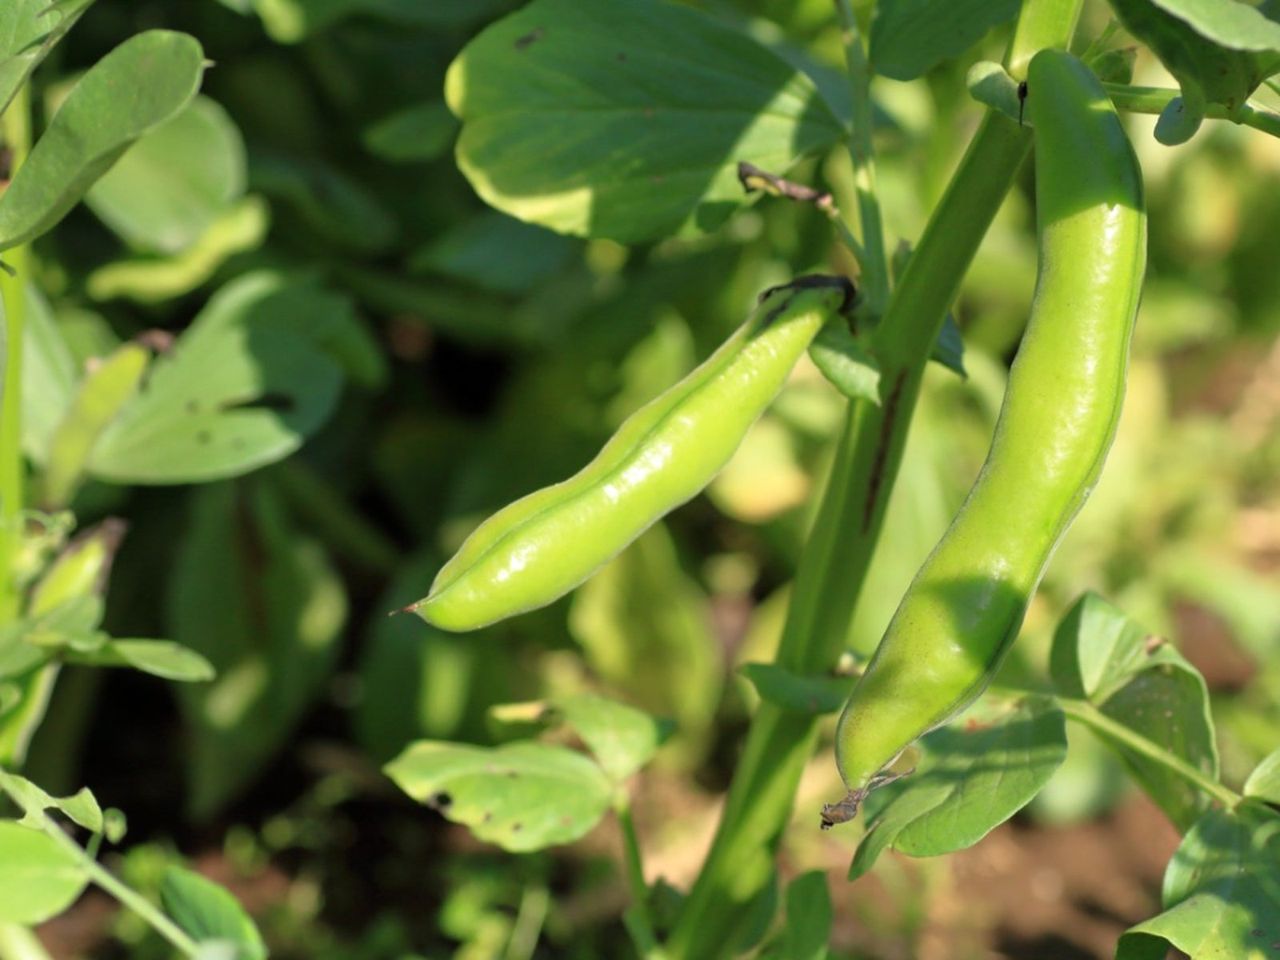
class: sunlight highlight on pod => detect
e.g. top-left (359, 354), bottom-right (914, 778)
top-left (410, 275), bottom-right (855, 633)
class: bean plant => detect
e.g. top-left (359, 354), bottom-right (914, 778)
top-left (0, 0), bottom-right (1277, 958)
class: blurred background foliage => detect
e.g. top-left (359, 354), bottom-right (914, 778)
top-left (15, 0), bottom-right (1280, 957)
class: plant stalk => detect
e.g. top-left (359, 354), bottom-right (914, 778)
top-left (833, 0), bottom-right (888, 316)
top-left (1103, 83), bottom-right (1280, 139)
top-left (664, 1), bottom-right (1083, 955)
top-left (0, 85), bottom-right (32, 620)
top-left (1058, 697), bottom-right (1240, 809)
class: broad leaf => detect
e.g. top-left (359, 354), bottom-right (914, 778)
top-left (446, 0), bottom-right (844, 242)
top-left (89, 272), bottom-right (366, 484)
top-left (168, 481), bottom-right (347, 818)
top-left (1049, 592), bottom-right (1218, 830)
top-left (765, 871), bottom-right (831, 960)
top-left (870, 0), bottom-right (1021, 81)
top-left (0, 30), bottom-right (205, 252)
top-left (1245, 748), bottom-right (1280, 805)
top-left (1108, 0), bottom-right (1280, 143)
top-left (1143, 0), bottom-right (1280, 52)
top-left (0, 771), bottom-right (103, 834)
top-left (569, 523), bottom-right (720, 751)
top-left (385, 740), bottom-right (613, 853)
top-left (848, 696), bottom-right (1067, 880)
top-left (21, 284), bottom-right (77, 464)
top-left (1117, 803), bottom-right (1280, 959)
top-left (85, 96), bottom-right (246, 254)
top-left (86, 196), bottom-right (271, 304)
top-left (161, 867), bottom-right (267, 960)
top-left (808, 321), bottom-right (881, 404)
top-left (67, 638), bottom-right (215, 682)
top-left (0, 822), bottom-right (88, 924)
top-left (0, 0), bottom-right (94, 116)
top-left (554, 693), bottom-right (667, 782)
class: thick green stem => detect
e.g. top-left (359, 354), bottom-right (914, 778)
top-left (664, 2), bottom-right (1083, 955)
top-left (833, 0), bottom-right (888, 316)
top-left (1104, 83), bottom-right (1280, 139)
top-left (0, 86), bottom-right (31, 620)
top-left (617, 804), bottom-right (665, 960)
top-left (1058, 697), bottom-right (1240, 809)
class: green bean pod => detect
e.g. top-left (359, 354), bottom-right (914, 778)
top-left (413, 276), bottom-right (854, 632)
top-left (824, 50), bottom-right (1146, 827)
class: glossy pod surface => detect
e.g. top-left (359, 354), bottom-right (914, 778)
top-left (414, 278), bottom-right (852, 632)
top-left (828, 51), bottom-right (1146, 820)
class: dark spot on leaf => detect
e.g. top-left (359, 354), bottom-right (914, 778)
top-left (506, 770), bottom-right (519, 778)
top-left (185, 399), bottom-right (199, 414)
top-left (196, 430), bottom-right (212, 445)
top-left (514, 27), bottom-right (544, 50)
top-left (430, 792), bottom-right (452, 809)
top-left (1143, 635), bottom-right (1165, 654)
top-left (511, 822), bottom-right (522, 832)
top-left (560, 815), bottom-right (574, 827)
top-left (643, 106), bottom-right (655, 118)
top-left (218, 392), bottom-right (295, 413)
top-left (482, 812), bottom-right (492, 823)
top-left (233, 438), bottom-right (246, 450)
top-left (1251, 929), bottom-right (1262, 937)
top-left (616, 52), bottom-right (627, 62)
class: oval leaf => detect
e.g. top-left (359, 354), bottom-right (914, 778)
top-left (1245, 748), bottom-right (1280, 805)
top-left (160, 867), bottom-right (267, 960)
top-left (88, 273), bottom-right (354, 484)
top-left (0, 30), bottom-right (205, 252)
top-left (385, 740), bottom-right (613, 852)
top-left (871, 0), bottom-right (1021, 81)
top-left (85, 95), bottom-right (247, 254)
top-left (848, 696), bottom-right (1067, 880)
top-left (0, 821), bottom-right (88, 924)
top-left (446, 0), bottom-right (844, 243)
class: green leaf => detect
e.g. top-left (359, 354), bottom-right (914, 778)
top-left (1108, 0), bottom-right (1280, 143)
top-left (848, 696), bottom-right (1067, 880)
top-left (446, 0), bottom-right (844, 243)
top-left (0, 30), bottom-right (205, 252)
top-left (363, 101), bottom-right (457, 163)
top-left (66, 639), bottom-right (215, 682)
top-left (86, 196), bottom-right (271, 304)
top-left (0, 770), bottom-right (103, 834)
top-left (568, 523), bottom-right (720, 752)
top-left (355, 551), bottom-right (505, 762)
top-left (88, 272), bottom-right (358, 484)
top-left (1049, 592), bottom-right (1218, 830)
top-left (870, 0), bottom-right (1021, 81)
top-left (409, 211), bottom-right (578, 296)
top-left (385, 740), bottom-right (614, 853)
top-left (739, 663), bottom-right (853, 716)
top-left (168, 481), bottom-right (347, 819)
top-left (0, 822), bottom-right (88, 924)
top-left (1142, 0), bottom-right (1280, 53)
top-left (40, 342), bottom-right (150, 509)
top-left (1245, 748), bottom-right (1280, 805)
top-left (553, 693), bottom-right (667, 782)
top-left (966, 61), bottom-right (1027, 125)
top-left (249, 0), bottom-right (490, 41)
top-left (1116, 803), bottom-right (1280, 959)
top-left (0, 0), bottom-right (94, 117)
top-left (807, 321), bottom-right (881, 404)
top-left (777, 871), bottom-right (831, 960)
top-left (85, 96), bottom-right (246, 254)
top-left (160, 867), bottom-right (267, 960)
top-left (21, 284), bottom-right (77, 464)
top-left (931, 315), bottom-right (967, 377)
